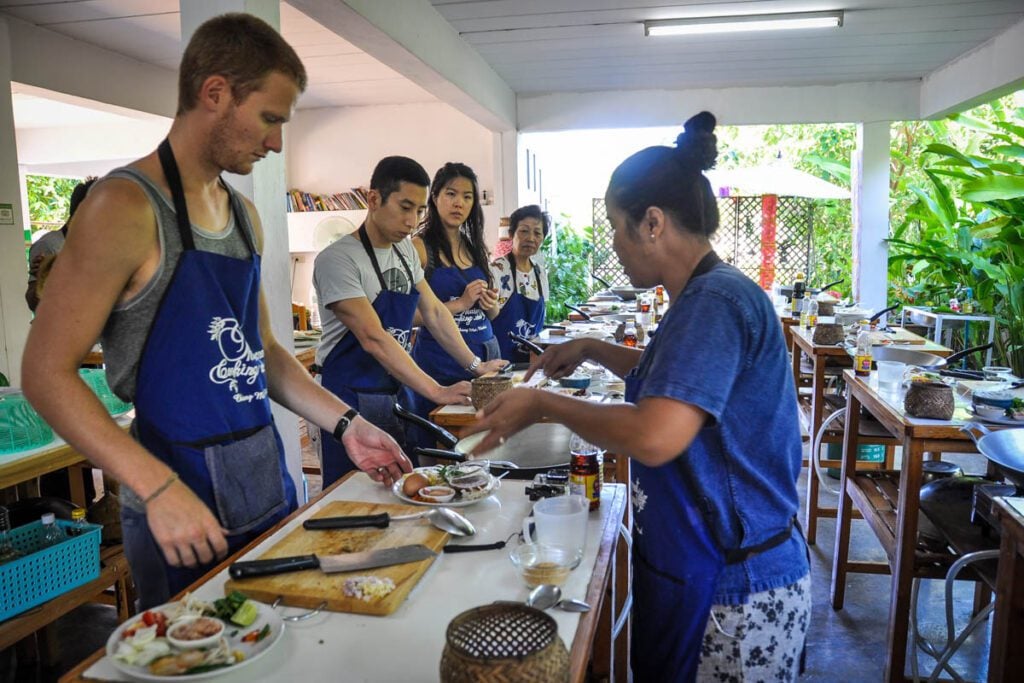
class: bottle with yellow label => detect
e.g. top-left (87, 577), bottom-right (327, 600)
top-left (854, 325), bottom-right (873, 376)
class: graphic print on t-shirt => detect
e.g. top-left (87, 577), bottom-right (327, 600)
top-left (382, 266), bottom-right (411, 294)
top-left (206, 316), bottom-right (267, 403)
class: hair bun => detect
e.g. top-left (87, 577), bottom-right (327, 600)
top-left (674, 111), bottom-right (718, 172)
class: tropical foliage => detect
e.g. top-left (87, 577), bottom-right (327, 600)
top-left (886, 99), bottom-right (1024, 374)
top-left (543, 222), bottom-right (595, 322)
top-left (26, 175), bottom-right (81, 227)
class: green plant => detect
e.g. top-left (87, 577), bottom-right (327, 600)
top-left (26, 175), bottom-right (80, 225)
top-left (543, 222), bottom-right (595, 322)
top-left (887, 103), bottom-right (1024, 374)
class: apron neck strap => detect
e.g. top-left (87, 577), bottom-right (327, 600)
top-left (156, 138), bottom-right (248, 255)
top-left (690, 249), bottom-right (722, 283)
top-left (358, 225), bottom-right (415, 292)
top-left (157, 138), bottom-right (195, 251)
top-left (507, 252), bottom-right (544, 299)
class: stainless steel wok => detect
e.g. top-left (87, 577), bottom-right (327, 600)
top-left (870, 343), bottom-right (992, 370)
top-left (393, 403), bottom-right (572, 479)
top-left (961, 423), bottom-right (1024, 489)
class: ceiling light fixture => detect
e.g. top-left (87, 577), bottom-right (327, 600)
top-left (644, 10), bottom-right (844, 37)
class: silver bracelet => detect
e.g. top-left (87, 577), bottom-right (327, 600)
top-left (465, 355), bottom-right (481, 373)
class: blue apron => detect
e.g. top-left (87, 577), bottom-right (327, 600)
top-left (625, 364), bottom-right (724, 682)
top-left (318, 227), bottom-right (419, 487)
top-left (403, 258), bottom-right (499, 451)
top-left (492, 253), bottom-right (546, 363)
top-left (124, 139), bottom-right (297, 608)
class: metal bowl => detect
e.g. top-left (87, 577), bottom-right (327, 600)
top-left (610, 286), bottom-right (647, 301)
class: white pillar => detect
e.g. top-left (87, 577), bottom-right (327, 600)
top-left (0, 19), bottom-right (33, 387)
top-left (180, 0), bottom-right (303, 500)
top-left (851, 121), bottom-right (891, 315)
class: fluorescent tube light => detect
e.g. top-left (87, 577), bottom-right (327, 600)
top-left (644, 11), bottom-right (844, 37)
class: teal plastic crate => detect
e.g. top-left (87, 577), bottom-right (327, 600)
top-left (0, 519), bottom-right (102, 622)
top-left (826, 442), bottom-right (887, 463)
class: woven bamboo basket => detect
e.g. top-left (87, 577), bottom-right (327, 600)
top-left (440, 603), bottom-right (569, 682)
top-left (904, 381), bottom-right (954, 420)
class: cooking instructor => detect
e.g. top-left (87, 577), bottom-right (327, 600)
top-left (465, 112), bottom-right (810, 682)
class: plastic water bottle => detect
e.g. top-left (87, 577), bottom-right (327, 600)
top-left (39, 512), bottom-right (66, 548)
top-left (805, 298), bottom-right (819, 328)
top-left (854, 324), bottom-right (873, 377)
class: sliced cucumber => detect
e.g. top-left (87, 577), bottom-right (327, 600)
top-left (230, 600), bottom-right (259, 627)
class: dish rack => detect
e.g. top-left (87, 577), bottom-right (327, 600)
top-left (79, 368), bottom-right (133, 416)
top-left (0, 519), bottom-right (102, 621)
top-left (0, 391), bottom-right (54, 454)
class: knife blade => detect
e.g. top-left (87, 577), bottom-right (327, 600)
top-left (228, 543), bottom-right (437, 580)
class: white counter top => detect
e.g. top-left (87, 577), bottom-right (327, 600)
top-left (83, 475), bottom-right (627, 682)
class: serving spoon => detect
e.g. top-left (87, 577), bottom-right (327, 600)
top-left (303, 507), bottom-right (476, 537)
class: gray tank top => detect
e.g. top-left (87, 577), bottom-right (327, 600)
top-left (98, 167), bottom-right (258, 401)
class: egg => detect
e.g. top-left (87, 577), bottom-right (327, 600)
top-left (402, 472), bottom-right (429, 497)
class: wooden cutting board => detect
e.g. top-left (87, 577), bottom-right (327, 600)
top-left (884, 328), bottom-right (928, 345)
top-left (224, 500), bottom-right (449, 616)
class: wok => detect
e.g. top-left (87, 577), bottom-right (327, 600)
top-left (610, 286), bottom-right (648, 301)
top-left (962, 423), bottom-right (1024, 490)
top-left (508, 332), bottom-right (545, 357)
top-left (870, 343), bottom-right (993, 370)
top-left (778, 278), bottom-right (843, 299)
top-left (393, 403), bottom-right (572, 479)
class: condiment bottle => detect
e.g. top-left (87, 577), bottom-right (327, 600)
top-left (39, 512), bottom-right (66, 548)
top-left (655, 285), bottom-right (665, 307)
top-left (790, 277), bottom-right (805, 318)
top-left (0, 506), bottom-right (23, 564)
top-left (805, 298), bottom-right (819, 328)
top-left (569, 434), bottom-right (601, 511)
top-left (854, 324), bottom-right (873, 376)
top-left (622, 324), bottom-right (638, 348)
top-left (68, 508), bottom-right (88, 537)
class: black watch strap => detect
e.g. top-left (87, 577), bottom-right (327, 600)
top-left (332, 408), bottom-right (359, 442)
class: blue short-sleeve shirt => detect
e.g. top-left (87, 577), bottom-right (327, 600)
top-left (629, 260), bottom-right (808, 605)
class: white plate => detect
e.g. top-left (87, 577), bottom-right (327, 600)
top-left (968, 407), bottom-right (1024, 426)
top-left (106, 600), bottom-right (284, 682)
top-left (392, 466), bottom-right (498, 508)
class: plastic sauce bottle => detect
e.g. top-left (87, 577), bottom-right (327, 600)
top-left (39, 512), bottom-right (66, 548)
top-left (854, 325), bottom-right (874, 376)
top-left (805, 298), bottom-right (819, 328)
top-left (790, 278), bottom-right (806, 318)
top-left (569, 434), bottom-right (602, 511)
top-left (655, 285), bottom-right (665, 307)
top-left (68, 508), bottom-right (89, 537)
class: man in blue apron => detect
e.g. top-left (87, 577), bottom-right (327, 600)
top-left (22, 14), bottom-right (410, 608)
top-left (313, 156), bottom-right (506, 487)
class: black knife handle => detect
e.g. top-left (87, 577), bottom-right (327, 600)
top-left (414, 447), bottom-right (467, 462)
top-left (444, 541), bottom-right (507, 553)
top-left (303, 514), bottom-right (391, 530)
top-left (229, 554), bottom-right (319, 580)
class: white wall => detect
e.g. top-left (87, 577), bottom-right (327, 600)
top-left (16, 120), bottom-right (169, 170)
top-left (287, 102), bottom-right (503, 245)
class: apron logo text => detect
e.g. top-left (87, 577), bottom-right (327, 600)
top-left (207, 317), bottom-right (266, 398)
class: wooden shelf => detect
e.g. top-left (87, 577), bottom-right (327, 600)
top-left (0, 544), bottom-right (133, 651)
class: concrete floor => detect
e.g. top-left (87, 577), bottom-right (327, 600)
top-left (1, 451), bottom-right (996, 682)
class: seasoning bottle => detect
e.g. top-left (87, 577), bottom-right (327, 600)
top-left (68, 508), bottom-right (88, 537)
top-left (655, 285), bottom-right (665, 307)
top-left (0, 506), bottom-right (23, 564)
top-left (805, 298), bottom-right (819, 328)
top-left (790, 277), bottom-right (806, 318)
top-left (622, 324), bottom-right (638, 348)
top-left (854, 324), bottom-right (873, 377)
top-left (39, 512), bottom-right (66, 548)
top-left (569, 434), bottom-right (601, 511)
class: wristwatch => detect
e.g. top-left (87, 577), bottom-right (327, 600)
top-left (332, 408), bottom-right (359, 442)
top-left (465, 356), bottom-right (482, 373)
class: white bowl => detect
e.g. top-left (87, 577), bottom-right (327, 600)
top-left (165, 616), bottom-right (225, 650)
top-left (973, 404), bottom-right (1007, 420)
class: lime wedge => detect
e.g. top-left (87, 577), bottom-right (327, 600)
top-left (230, 600), bottom-right (258, 627)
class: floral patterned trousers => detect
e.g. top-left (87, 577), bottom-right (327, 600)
top-left (697, 574), bottom-right (812, 682)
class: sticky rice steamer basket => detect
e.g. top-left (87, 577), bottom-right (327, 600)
top-left (440, 603), bottom-right (569, 682)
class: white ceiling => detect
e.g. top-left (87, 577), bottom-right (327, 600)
top-left (430, 0), bottom-right (1024, 93)
top-left (2, 0), bottom-right (1023, 128)
top-left (0, 0), bottom-right (437, 111)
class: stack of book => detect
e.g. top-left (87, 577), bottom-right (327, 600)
top-left (287, 188), bottom-right (369, 212)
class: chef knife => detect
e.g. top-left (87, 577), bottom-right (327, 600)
top-left (228, 544), bottom-right (437, 580)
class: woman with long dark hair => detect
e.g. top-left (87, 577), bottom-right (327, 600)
top-left (404, 163), bottom-right (501, 446)
top-left (465, 112), bottom-right (810, 682)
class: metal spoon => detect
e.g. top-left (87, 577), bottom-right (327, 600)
top-left (526, 584), bottom-right (562, 611)
top-left (302, 507), bottom-right (475, 537)
top-left (415, 508), bottom-right (475, 536)
top-left (555, 598), bottom-right (591, 613)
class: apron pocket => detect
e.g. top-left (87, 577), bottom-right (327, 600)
top-left (204, 424), bottom-right (286, 536)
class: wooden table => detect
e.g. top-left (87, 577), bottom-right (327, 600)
top-left (61, 474), bottom-right (631, 683)
top-left (988, 497), bottom-right (1024, 682)
top-left (791, 325), bottom-right (952, 544)
top-left (830, 370), bottom-right (997, 682)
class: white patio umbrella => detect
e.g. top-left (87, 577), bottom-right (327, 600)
top-left (705, 164), bottom-right (849, 199)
